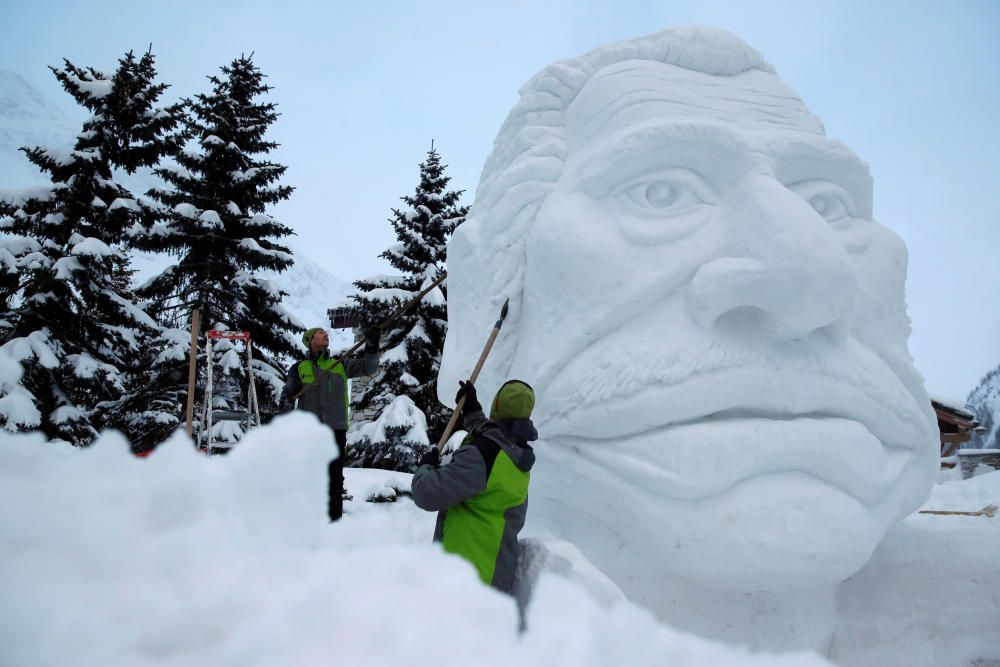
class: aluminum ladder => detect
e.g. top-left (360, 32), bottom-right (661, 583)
top-left (200, 330), bottom-right (262, 454)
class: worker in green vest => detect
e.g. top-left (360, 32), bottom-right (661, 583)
top-left (411, 380), bottom-right (538, 594)
top-left (279, 326), bottom-right (379, 521)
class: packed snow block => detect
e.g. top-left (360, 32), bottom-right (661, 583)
top-left (438, 24), bottom-right (943, 658)
top-left (1, 424), bottom-right (835, 667)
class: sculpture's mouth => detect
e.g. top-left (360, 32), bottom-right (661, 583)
top-left (540, 368), bottom-right (932, 505)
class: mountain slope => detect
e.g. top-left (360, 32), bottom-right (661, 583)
top-left (0, 68), bottom-right (163, 196)
top-left (967, 364), bottom-right (1000, 449)
top-left (259, 245), bottom-right (353, 346)
top-left (0, 70), bottom-right (79, 188)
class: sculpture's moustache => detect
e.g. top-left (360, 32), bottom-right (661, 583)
top-left (525, 327), bottom-right (933, 452)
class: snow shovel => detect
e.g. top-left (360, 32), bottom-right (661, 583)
top-left (436, 298), bottom-right (510, 452)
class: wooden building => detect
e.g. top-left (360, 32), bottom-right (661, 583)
top-left (931, 397), bottom-right (981, 469)
top-left (328, 305), bottom-right (360, 331)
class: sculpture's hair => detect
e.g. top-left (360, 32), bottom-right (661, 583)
top-left (440, 27), bottom-right (775, 401)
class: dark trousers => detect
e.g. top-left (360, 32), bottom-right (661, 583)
top-left (329, 429), bottom-right (347, 521)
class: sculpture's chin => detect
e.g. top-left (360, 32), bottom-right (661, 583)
top-left (662, 472), bottom-right (884, 592)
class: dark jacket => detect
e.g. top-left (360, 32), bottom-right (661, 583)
top-left (279, 348), bottom-right (378, 431)
top-left (411, 408), bottom-right (537, 594)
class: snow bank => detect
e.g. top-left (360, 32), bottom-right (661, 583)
top-left (832, 471), bottom-right (1000, 666)
top-left (924, 469), bottom-right (1000, 511)
top-left (0, 416), bottom-right (829, 667)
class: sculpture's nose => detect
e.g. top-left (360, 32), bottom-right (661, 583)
top-left (687, 175), bottom-right (857, 341)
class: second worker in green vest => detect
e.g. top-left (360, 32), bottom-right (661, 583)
top-left (279, 326), bottom-right (379, 521)
top-left (411, 380), bottom-right (538, 594)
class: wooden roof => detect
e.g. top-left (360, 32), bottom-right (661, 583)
top-left (327, 307), bottom-right (360, 330)
top-left (931, 398), bottom-right (980, 432)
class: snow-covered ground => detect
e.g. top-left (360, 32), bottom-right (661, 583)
top-left (831, 471), bottom-right (1000, 666)
top-left (0, 416), bottom-right (835, 667)
top-left (2, 415), bottom-right (998, 666)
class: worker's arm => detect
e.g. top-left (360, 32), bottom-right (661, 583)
top-left (410, 445), bottom-right (487, 512)
top-left (344, 329), bottom-right (380, 378)
top-left (277, 361), bottom-right (302, 411)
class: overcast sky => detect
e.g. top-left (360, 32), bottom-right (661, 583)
top-left (1, 0), bottom-right (997, 400)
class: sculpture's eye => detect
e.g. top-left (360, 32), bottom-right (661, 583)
top-left (788, 180), bottom-right (856, 223)
top-left (618, 172), bottom-right (712, 217)
top-left (807, 193), bottom-right (849, 222)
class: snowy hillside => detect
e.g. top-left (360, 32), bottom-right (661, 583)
top-left (967, 363), bottom-right (1000, 449)
top-left (0, 70), bottom-right (79, 187)
top-left (258, 247), bottom-right (352, 341)
top-left (0, 68), bottom-right (162, 197)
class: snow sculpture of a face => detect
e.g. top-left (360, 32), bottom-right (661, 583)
top-left (440, 27), bottom-right (940, 593)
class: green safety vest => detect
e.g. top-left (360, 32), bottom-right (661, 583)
top-left (297, 354), bottom-right (350, 424)
top-left (442, 443), bottom-right (530, 586)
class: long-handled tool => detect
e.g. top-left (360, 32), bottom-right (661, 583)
top-left (918, 504), bottom-right (997, 518)
top-left (293, 271), bottom-right (449, 401)
top-left (436, 298), bottom-right (510, 452)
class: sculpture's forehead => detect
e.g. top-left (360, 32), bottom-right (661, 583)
top-left (565, 60), bottom-right (825, 147)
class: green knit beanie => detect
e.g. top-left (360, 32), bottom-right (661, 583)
top-left (302, 327), bottom-right (322, 347)
top-left (489, 380), bottom-right (535, 420)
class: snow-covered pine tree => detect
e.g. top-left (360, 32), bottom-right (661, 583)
top-left (0, 56), bottom-right (177, 446)
top-left (346, 145), bottom-right (467, 471)
top-left (0, 198), bottom-right (18, 309)
top-left (133, 55), bottom-right (299, 449)
top-left (101, 49), bottom-right (188, 175)
top-left (87, 50), bottom-right (191, 450)
top-left (347, 394), bottom-right (430, 472)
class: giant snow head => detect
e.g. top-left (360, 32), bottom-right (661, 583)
top-left (439, 27), bottom-right (939, 594)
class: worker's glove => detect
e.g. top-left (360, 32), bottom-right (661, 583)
top-left (364, 328), bottom-right (381, 353)
top-left (419, 447), bottom-right (440, 468)
top-left (455, 380), bottom-right (481, 416)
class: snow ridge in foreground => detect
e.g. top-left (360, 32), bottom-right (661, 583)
top-left (0, 415), bottom-right (828, 666)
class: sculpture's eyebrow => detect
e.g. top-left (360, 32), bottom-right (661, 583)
top-left (566, 122), bottom-right (756, 191)
top-left (765, 135), bottom-right (874, 218)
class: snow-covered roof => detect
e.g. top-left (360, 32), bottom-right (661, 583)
top-left (929, 394), bottom-right (978, 421)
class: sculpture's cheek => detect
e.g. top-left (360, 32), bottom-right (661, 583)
top-left (529, 188), bottom-right (725, 295)
top-left (830, 217), bottom-right (874, 253)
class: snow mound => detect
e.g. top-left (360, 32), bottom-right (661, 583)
top-left (0, 416), bottom-right (829, 666)
top-left (832, 472), bottom-right (1000, 665)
